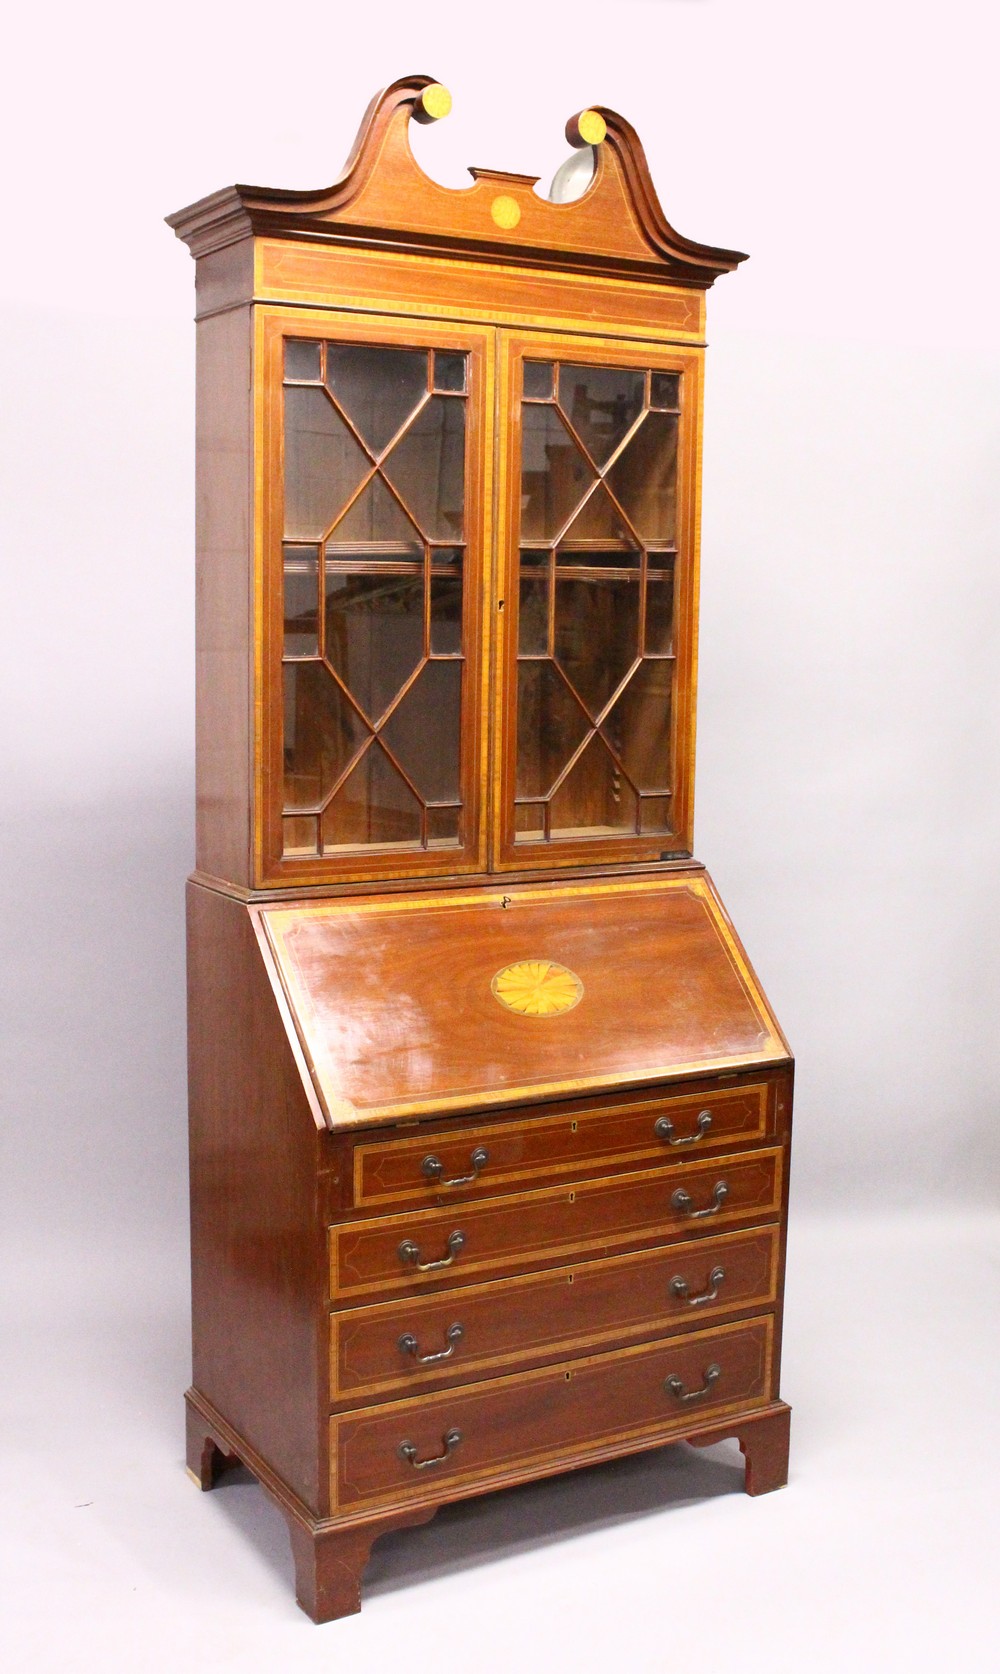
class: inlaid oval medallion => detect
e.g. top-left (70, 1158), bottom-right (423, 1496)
top-left (491, 960), bottom-right (584, 1017)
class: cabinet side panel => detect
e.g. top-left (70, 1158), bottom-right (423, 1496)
top-left (194, 301), bottom-right (253, 887)
top-left (187, 881), bottom-right (325, 1511)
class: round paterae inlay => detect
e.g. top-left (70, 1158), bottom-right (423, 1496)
top-left (490, 194), bottom-right (521, 229)
top-left (491, 960), bottom-right (584, 1017)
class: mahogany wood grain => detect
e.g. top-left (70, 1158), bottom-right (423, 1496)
top-left (332, 1316), bottom-right (773, 1510)
top-left (260, 873), bottom-right (789, 1127)
top-left (192, 302), bottom-right (254, 888)
top-left (330, 1149), bottom-right (783, 1300)
top-left (331, 1224), bottom-right (779, 1404)
top-left (352, 1080), bottom-right (771, 1210)
top-left (187, 881), bottom-right (330, 1512)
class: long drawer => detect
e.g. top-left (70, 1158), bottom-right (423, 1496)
top-left (352, 1080), bottom-right (773, 1209)
top-left (332, 1315), bottom-right (774, 1510)
top-left (331, 1224), bottom-right (779, 1402)
top-left (331, 1148), bottom-right (783, 1300)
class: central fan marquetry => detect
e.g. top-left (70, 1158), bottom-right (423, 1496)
top-left (491, 959), bottom-right (584, 1017)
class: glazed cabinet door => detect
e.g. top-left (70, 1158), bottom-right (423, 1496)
top-left (493, 331), bottom-right (703, 870)
top-left (257, 309), bottom-right (494, 886)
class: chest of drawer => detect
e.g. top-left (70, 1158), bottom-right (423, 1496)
top-left (351, 1079), bottom-right (774, 1210)
top-left (332, 1315), bottom-right (775, 1511)
top-left (331, 1224), bottom-right (779, 1402)
top-left (330, 1147), bottom-right (783, 1300)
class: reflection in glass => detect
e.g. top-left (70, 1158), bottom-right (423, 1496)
top-left (327, 475), bottom-right (421, 553)
top-left (326, 345), bottom-right (428, 455)
top-left (523, 361), bottom-right (555, 400)
top-left (554, 575), bottom-right (639, 717)
top-left (520, 405), bottom-right (594, 542)
top-left (382, 397), bottom-right (466, 539)
top-left (514, 803), bottom-right (546, 839)
top-left (285, 339), bottom-right (322, 381)
top-left (559, 364), bottom-right (644, 467)
top-left (549, 735), bottom-right (637, 835)
top-left (650, 371), bottom-right (680, 411)
top-left (324, 570), bottom-right (424, 723)
top-left (427, 806), bottom-right (461, 846)
top-left (430, 553), bottom-right (463, 656)
top-left (382, 661), bottom-right (462, 803)
top-left (279, 335), bottom-right (471, 860)
top-left (512, 354), bottom-right (684, 848)
top-left (639, 795), bottom-right (673, 834)
top-left (283, 386), bottom-right (369, 541)
top-left (322, 742), bottom-right (422, 849)
top-left (519, 568), bottom-right (549, 656)
top-left (283, 662), bottom-right (368, 810)
top-left (283, 545), bottom-right (319, 655)
top-left (516, 662), bottom-right (589, 800)
top-left (282, 814), bottom-right (319, 855)
top-left (601, 661), bottom-right (672, 792)
top-left (645, 567), bottom-right (675, 656)
top-left (606, 411), bottom-right (678, 543)
top-left (433, 352), bottom-right (467, 393)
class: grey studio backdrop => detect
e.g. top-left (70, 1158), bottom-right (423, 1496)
top-left (3, 2), bottom-right (999, 1669)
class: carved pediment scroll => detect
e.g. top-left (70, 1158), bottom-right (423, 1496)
top-left (167, 73), bottom-right (746, 286)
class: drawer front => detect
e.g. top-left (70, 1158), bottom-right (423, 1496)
top-left (353, 1081), bottom-right (771, 1209)
top-left (331, 1225), bottom-right (779, 1401)
top-left (332, 1315), bottom-right (774, 1509)
top-left (331, 1148), bottom-right (783, 1299)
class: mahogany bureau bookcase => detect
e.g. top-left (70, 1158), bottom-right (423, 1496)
top-left (168, 74), bottom-right (793, 1624)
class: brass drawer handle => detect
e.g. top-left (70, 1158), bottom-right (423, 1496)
top-left (398, 1427), bottom-right (462, 1469)
top-left (398, 1322), bottom-right (464, 1364)
top-left (421, 1146), bottom-right (489, 1188)
top-left (671, 1265), bottom-right (726, 1306)
top-left (398, 1230), bottom-right (466, 1271)
top-left (655, 1110), bottom-right (713, 1146)
top-left (665, 1363), bottom-right (721, 1402)
top-left (671, 1181), bottom-right (728, 1218)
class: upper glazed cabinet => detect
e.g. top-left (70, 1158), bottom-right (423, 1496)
top-left (169, 76), bottom-right (743, 890)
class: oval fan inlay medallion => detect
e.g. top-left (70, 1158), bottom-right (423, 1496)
top-left (491, 960), bottom-right (584, 1017)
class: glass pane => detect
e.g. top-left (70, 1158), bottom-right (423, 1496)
top-left (324, 571), bottom-right (424, 723)
top-left (326, 344), bottom-right (428, 456)
top-left (520, 405), bottom-right (595, 542)
top-left (523, 361), bottom-right (554, 400)
top-left (283, 544), bottom-right (319, 655)
top-left (381, 661), bottom-right (462, 803)
top-left (558, 481), bottom-right (638, 550)
top-left (549, 735), bottom-right (637, 836)
top-left (558, 363), bottom-right (644, 467)
top-left (326, 474), bottom-right (422, 555)
top-left (639, 795), bottom-right (674, 834)
top-left (282, 662), bottom-right (369, 811)
top-left (322, 741), bottom-right (422, 849)
top-left (284, 339), bottom-right (321, 381)
top-left (430, 556), bottom-right (463, 655)
top-left (514, 803), bottom-right (546, 839)
top-left (516, 661), bottom-right (589, 800)
top-left (433, 353), bottom-right (467, 393)
top-left (427, 806), bottom-right (461, 846)
top-left (601, 661), bottom-right (673, 793)
top-left (645, 567), bottom-right (675, 655)
top-left (606, 411), bottom-right (678, 544)
top-left (283, 386), bottom-right (370, 541)
top-left (282, 814), bottom-right (319, 856)
top-left (382, 396), bottom-right (466, 540)
top-left (554, 575), bottom-right (639, 719)
top-left (650, 371), bottom-right (680, 410)
top-left (519, 569), bottom-right (549, 656)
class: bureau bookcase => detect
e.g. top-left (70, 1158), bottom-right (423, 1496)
top-left (169, 75), bottom-right (793, 1623)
